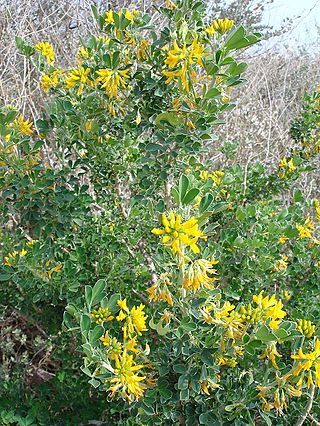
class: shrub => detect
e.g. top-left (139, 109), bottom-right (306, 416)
top-left (0, 0), bottom-right (319, 424)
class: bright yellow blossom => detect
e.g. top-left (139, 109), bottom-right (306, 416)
top-left (65, 66), bottom-right (91, 96)
top-left (96, 68), bottom-right (130, 99)
top-left (183, 258), bottom-right (218, 292)
top-left (313, 198), bottom-right (320, 222)
top-left (152, 212), bottom-right (205, 256)
top-left (296, 319), bottom-right (315, 338)
top-left (296, 217), bottom-right (314, 239)
top-left (259, 342), bottom-right (281, 369)
top-left (252, 291), bottom-right (287, 330)
top-left (105, 10), bottom-right (114, 23)
top-left (40, 69), bottom-right (64, 92)
top-left (4, 250), bottom-right (19, 266)
top-left (209, 18), bottom-right (234, 34)
top-left (147, 272), bottom-right (173, 305)
top-left (34, 41), bottom-right (55, 64)
top-left (108, 349), bottom-right (146, 403)
top-left (116, 300), bottom-right (148, 337)
top-left (13, 115), bottom-right (33, 136)
top-left (291, 339), bottom-right (320, 388)
top-left (278, 235), bottom-right (289, 244)
top-left (165, 0), bottom-right (177, 10)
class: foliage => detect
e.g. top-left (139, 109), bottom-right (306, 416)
top-left (0, 0), bottom-right (319, 424)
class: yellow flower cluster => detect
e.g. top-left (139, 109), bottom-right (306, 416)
top-left (199, 169), bottom-right (224, 186)
top-left (206, 18), bottom-right (234, 36)
top-left (40, 69), bottom-right (64, 92)
top-left (116, 299), bottom-right (148, 337)
top-left (65, 66), bottom-right (91, 96)
top-left (152, 212), bottom-right (205, 256)
top-left (147, 272), bottom-right (173, 305)
top-left (313, 198), bottom-right (320, 222)
top-left (259, 342), bottom-right (281, 369)
top-left (4, 249), bottom-right (27, 266)
top-left (272, 254), bottom-right (288, 272)
top-left (96, 68), bottom-right (130, 99)
top-left (251, 291), bottom-right (287, 330)
top-left (91, 307), bottom-right (114, 324)
top-left (183, 258), bottom-right (218, 292)
top-left (296, 319), bottom-right (315, 338)
top-left (296, 216), bottom-right (314, 239)
top-left (291, 339), bottom-right (320, 389)
top-left (278, 235), bottom-right (289, 244)
top-left (12, 115), bottom-right (33, 136)
top-left (104, 9), bottom-right (138, 24)
top-left (278, 157), bottom-right (296, 179)
top-left (162, 39), bottom-right (206, 92)
top-left (34, 41), bottom-right (55, 64)
top-left (97, 298), bottom-right (149, 403)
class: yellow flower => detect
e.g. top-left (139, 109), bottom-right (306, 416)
top-left (108, 349), bottom-right (146, 403)
top-left (128, 304), bottom-right (148, 336)
top-left (118, 298), bottom-right (129, 313)
top-left (296, 217), bottom-right (314, 239)
top-left (19, 249), bottom-right (27, 257)
top-left (26, 239), bottom-right (38, 247)
top-left (65, 66), bottom-right (91, 96)
top-left (296, 319), bottom-right (315, 338)
top-left (273, 254), bottom-right (288, 272)
top-left (147, 272), bottom-right (173, 305)
top-left (217, 356), bottom-right (237, 367)
top-left (4, 250), bottom-right (19, 266)
top-left (200, 379), bottom-right (220, 394)
top-left (151, 212), bottom-right (205, 256)
top-left (291, 339), bottom-right (320, 388)
top-left (283, 290), bottom-right (291, 301)
top-left (279, 235), bottom-right (289, 244)
top-left (96, 68), bottom-right (130, 99)
top-left (34, 41), bottom-right (55, 64)
top-left (137, 39), bottom-right (150, 62)
top-left (13, 115), bottom-right (33, 135)
top-left (212, 18), bottom-right (234, 34)
top-left (162, 39), bottom-right (206, 92)
top-left (313, 198), bottom-right (320, 221)
top-left (183, 258), bottom-right (218, 292)
top-left (124, 9), bottom-right (134, 21)
top-left (105, 10), bottom-right (114, 23)
top-left (91, 307), bottom-right (114, 324)
top-left (252, 291), bottom-right (286, 330)
top-left (259, 343), bottom-right (281, 369)
top-left (40, 69), bottom-right (64, 92)
top-left (165, 0), bottom-right (177, 10)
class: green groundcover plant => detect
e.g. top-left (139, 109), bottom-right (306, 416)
top-left (0, 0), bottom-right (320, 424)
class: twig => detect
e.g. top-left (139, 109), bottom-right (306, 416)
top-left (309, 414), bottom-right (320, 426)
top-left (138, 240), bottom-right (157, 285)
top-left (132, 289), bottom-right (151, 306)
top-left (295, 384), bottom-right (316, 426)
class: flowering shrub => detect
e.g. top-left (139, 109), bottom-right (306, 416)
top-left (1, 0), bottom-right (320, 424)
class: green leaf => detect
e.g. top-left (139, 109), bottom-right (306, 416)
top-left (107, 293), bottom-right (121, 313)
top-left (199, 194), bottom-right (213, 215)
top-left (173, 364), bottom-right (187, 374)
top-left (89, 325), bottom-right (104, 344)
top-left (80, 314), bottom-right (91, 337)
top-left (182, 188), bottom-right (199, 205)
top-left (85, 285), bottom-right (93, 308)
top-left (205, 87), bottom-right (221, 99)
top-left (92, 279), bottom-right (107, 305)
top-left (177, 374), bottom-right (189, 390)
top-left (255, 325), bottom-right (276, 342)
top-left (179, 175), bottom-right (189, 202)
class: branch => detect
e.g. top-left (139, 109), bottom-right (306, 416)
top-left (138, 240), bottom-right (157, 285)
top-left (295, 384), bottom-right (316, 426)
